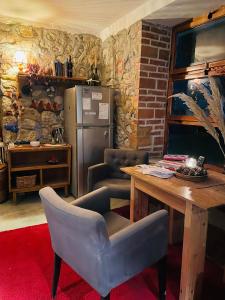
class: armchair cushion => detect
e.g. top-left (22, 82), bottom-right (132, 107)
top-left (88, 148), bottom-right (149, 198)
top-left (94, 178), bottom-right (130, 199)
top-left (104, 148), bottom-right (149, 179)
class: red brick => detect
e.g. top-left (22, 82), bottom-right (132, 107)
top-left (138, 109), bottom-right (154, 119)
top-left (154, 136), bottom-right (164, 145)
top-left (150, 59), bottom-right (166, 66)
top-left (151, 40), bottom-right (167, 48)
top-left (147, 102), bottom-right (163, 108)
top-left (158, 67), bottom-right (168, 73)
top-left (147, 120), bottom-right (162, 124)
top-left (139, 95), bottom-right (155, 101)
top-left (139, 78), bottom-right (156, 89)
top-left (140, 71), bottom-right (148, 77)
top-left (159, 49), bottom-right (170, 60)
top-left (141, 57), bottom-right (148, 64)
top-left (149, 72), bottom-right (167, 79)
top-left (151, 26), bottom-right (168, 36)
top-left (140, 64), bottom-right (157, 72)
top-left (153, 146), bottom-right (163, 151)
top-left (155, 109), bottom-right (166, 118)
top-left (160, 36), bottom-right (170, 43)
top-left (156, 96), bottom-right (167, 102)
top-left (138, 120), bottom-right (146, 125)
top-left (148, 90), bottom-right (165, 96)
top-left (142, 31), bottom-right (159, 40)
top-left (137, 137), bottom-right (151, 147)
top-left (142, 38), bottom-right (150, 45)
top-left (151, 131), bottom-right (161, 136)
top-left (139, 89), bottom-right (148, 95)
top-left (155, 125), bottom-right (164, 130)
top-left (139, 102), bottom-right (147, 108)
top-left (141, 46), bottom-right (158, 58)
top-left (142, 24), bottom-right (150, 31)
top-left (157, 80), bottom-right (167, 90)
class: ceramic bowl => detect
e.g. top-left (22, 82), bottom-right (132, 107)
top-left (30, 141), bottom-right (40, 147)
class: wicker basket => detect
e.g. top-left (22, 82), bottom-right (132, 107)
top-left (16, 174), bottom-right (37, 188)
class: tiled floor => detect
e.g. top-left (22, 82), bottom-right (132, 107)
top-left (0, 190), bottom-right (129, 232)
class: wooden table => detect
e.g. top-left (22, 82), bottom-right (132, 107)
top-left (121, 166), bottom-right (225, 300)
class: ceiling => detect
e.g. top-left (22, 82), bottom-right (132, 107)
top-left (0, 0), bottom-right (224, 40)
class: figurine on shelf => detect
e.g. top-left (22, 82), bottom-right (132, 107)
top-left (87, 64), bottom-right (100, 86)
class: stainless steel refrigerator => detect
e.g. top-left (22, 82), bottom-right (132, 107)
top-left (64, 85), bottom-right (113, 197)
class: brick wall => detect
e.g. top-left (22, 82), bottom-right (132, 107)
top-left (138, 21), bottom-right (171, 156)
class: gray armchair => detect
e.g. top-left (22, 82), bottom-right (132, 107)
top-left (88, 148), bottom-right (149, 199)
top-left (39, 186), bottom-right (168, 300)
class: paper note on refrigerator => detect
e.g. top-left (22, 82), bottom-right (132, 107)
top-left (92, 92), bottom-right (102, 100)
top-left (99, 103), bottom-right (109, 119)
top-left (83, 97), bottom-right (91, 110)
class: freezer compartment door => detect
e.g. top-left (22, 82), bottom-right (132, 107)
top-left (77, 126), bottom-right (113, 197)
top-left (79, 86), bottom-right (113, 127)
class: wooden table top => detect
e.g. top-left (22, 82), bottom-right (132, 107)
top-left (121, 166), bottom-right (225, 210)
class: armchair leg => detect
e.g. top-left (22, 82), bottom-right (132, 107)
top-left (100, 292), bottom-right (110, 300)
top-left (158, 256), bottom-right (167, 300)
top-left (52, 253), bottom-right (62, 298)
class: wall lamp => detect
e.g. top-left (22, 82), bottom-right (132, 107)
top-left (14, 51), bottom-right (27, 73)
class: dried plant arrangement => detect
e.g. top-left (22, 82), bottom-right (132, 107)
top-left (172, 77), bottom-right (225, 159)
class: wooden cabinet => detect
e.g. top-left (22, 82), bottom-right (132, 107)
top-left (8, 144), bottom-right (71, 202)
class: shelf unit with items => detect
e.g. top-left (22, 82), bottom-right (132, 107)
top-left (165, 6), bottom-right (225, 166)
top-left (8, 144), bottom-right (71, 202)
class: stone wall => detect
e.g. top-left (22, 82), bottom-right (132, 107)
top-left (102, 21), bottom-right (142, 148)
top-left (138, 21), bottom-right (172, 156)
top-left (102, 20), bottom-right (171, 154)
top-left (0, 20), bottom-right (171, 152)
top-left (0, 22), bottom-right (101, 143)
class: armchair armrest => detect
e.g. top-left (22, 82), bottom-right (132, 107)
top-left (71, 187), bottom-right (111, 215)
top-left (106, 210), bottom-right (168, 279)
top-left (87, 163), bottom-right (111, 192)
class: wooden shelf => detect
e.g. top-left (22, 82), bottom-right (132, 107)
top-left (8, 144), bottom-right (71, 152)
top-left (11, 163), bottom-right (69, 172)
top-left (8, 145), bottom-right (71, 202)
top-left (11, 185), bottom-right (42, 193)
top-left (18, 73), bottom-right (87, 82)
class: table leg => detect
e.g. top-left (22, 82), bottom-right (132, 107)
top-left (179, 202), bottom-right (208, 300)
top-left (130, 177), bottom-right (137, 222)
top-left (130, 178), bottom-right (149, 222)
top-left (139, 192), bottom-right (149, 219)
top-left (13, 192), bottom-right (17, 204)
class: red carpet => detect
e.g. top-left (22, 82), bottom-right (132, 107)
top-left (0, 221), bottom-right (224, 299)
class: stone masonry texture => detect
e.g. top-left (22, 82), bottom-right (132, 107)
top-left (0, 22), bottom-right (101, 143)
top-left (0, 20), bottom-right (171, 156)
